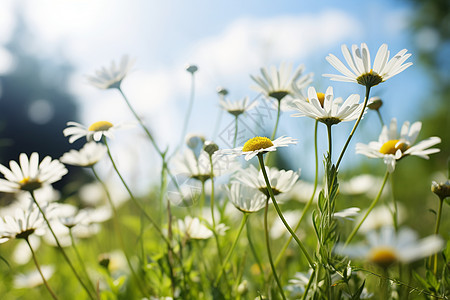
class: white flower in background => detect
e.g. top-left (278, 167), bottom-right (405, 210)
top-left (323, 43), bottom-right (412, 87)
top-left (285, 270), bottom-right (313, 299)
top-left (339, 174), bottom-right (385, 196)
top-left (219, 136), bottom-right (297, 161)
top-left (285, 180), bottom-right (321, 203)
top-left (234, 164), bottom-right (299, 197)
top-left (225, 183), bottom-right (266, 213)
top-left (251, 63), bottom-right (312, 101)
top-left (87, 55), bottom-right (135, 89)
top-left (333, 207), bottom-right (360, 221)
top-left (359, 203), bottom-right (406, 233)
top-left (12, 236), bottom-right (41, 265)
top-left (219, 96), bottom-right (258, 117)
top-left (270, 210), bottom-right (300, 239)
top-left (14, 265), bottom-right (55, 289)
top-left (63, 120), bottom-right (130, 143)
top-left (356, 118), bottom-right (441, 173)
top-left (0, 186), bottom-right (60, 217)
top-left (291, 86), bottom-right (364, 126)
top-left (177, 216), bottom-right (213, 240)
top-left (0, 206), bottom-right (47, 243)
top-left (78, 181), bottom-right (128, 208)
top-left (335, 226), bottom-right (444, 268)
top-left (0, 153), bottom-right (67, 193)
top-left (60, 142), bottom-right (107, 167)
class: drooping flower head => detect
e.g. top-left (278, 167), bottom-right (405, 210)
top-left (219, 136), bottom-right (297, 161)
top-left (87, 55), bottom-right (135, 89)
top-left (323, 43), bottom-right (412, 87)
top-left (0, 153), bottom-right (67, 193)
top-left (291, 86), bottom-right (364, 126)
top-left (251, 63), bottom-right (313, 101)
top-left (356, 118), bottom-right (441, 173)
top-left (60, 142), bottom-right (107, 167)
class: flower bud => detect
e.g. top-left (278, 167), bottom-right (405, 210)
top-left (217, 86), bottom-right (229, 96)
top-left (367, 96), bottom-right (383, 110)
top-left (98, 254), bottom-right (110, 270)
top-left (203, 141), bottom-right (219, 156)
top-left (185, 64), bottom-right (198, 74)
top-left (431, 180), bottom-right (450, 200)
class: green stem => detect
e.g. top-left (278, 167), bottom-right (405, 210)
top-left (264, 197), bottom-right (286, 300)
top-left (270, 100), bottom-right (281, 141)
top-left (200, 180), bottom-right (206, 213)
top-left (30, 192), bottom-right (94, 300)
top-left (390, 176), bottom-right (399, 231)
top-left (68, 229), bottom-right (96, 294)
top-left (214, 214), bottom-right (248, 286)
top-left (345, 171), bottom-right (389, 245)
top-left (326, 123), bottom-right (333, 225)
top-left (275, 120), bottom-right (319, 267)
top-left (233, 115), bottom-right (239, 148)
top-left (246, 220), bottom-right (265, 285)
top-left (376, 109), bottom-right (384, 127)
top-left (301, 269), bottom-right (315, 300)
top-left (178, 72), bottom-right (196, 151)
top-left (25, 238), bottom-right (59, 300)
top-left (209, 155), bottom-right (216, 228)
top-left (433, 197), bottom-right (444, 274)
top-left (336, 86), bottom-right (372, 169)
top-left (257, 154), bottom-right (314, 269)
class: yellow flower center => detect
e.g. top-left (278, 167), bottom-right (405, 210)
top-left (19, 177), bottom-right (42, 192)
top-left (242, 137), bottom-right (274, 152)
top-left (379, 139), bottom-right (408, 155)
top-left (88, 121), bottom-right (113, 132)
top-left (368, 246), bottom-right (398, 268)
top-left (307, 92), bottom-right (325, 107)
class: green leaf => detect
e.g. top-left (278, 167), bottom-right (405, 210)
top-left (351, 280), bottom-right (366, 300)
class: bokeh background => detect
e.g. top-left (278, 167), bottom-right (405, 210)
top-left (0, 0), bottom-right (448, 236)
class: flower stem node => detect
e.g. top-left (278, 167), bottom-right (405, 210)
top-left (242, 137), bottom-right (274, 152)
top-left (431, 180), bottom-right (450, 200)
top-left (368, 96), bottom-right (383, 110)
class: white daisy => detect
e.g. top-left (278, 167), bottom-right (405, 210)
top-left (63, 121), bottom-right (128, 143)
top-left (291, 86), bottom-right (364, 126)
top-left (0, 206), bottom-right (46, 242)
top-left (14, 265), bottom-right (55, 289)
top-left (323, 43), bottom-right (412, 87)
top-left (60, 142), bottom-right (107, 167)
top-left (251, 63), bottom-right (313, 101)
top-left (0, 153), bottom-right (68, 193)
top-left (356, 118), bottom-right (441, 173)
top-left (177, 216), bottom-right (213, 240)
top-left (87, 55), bottom-right (135, 89)
top-left (219, 96), bottom-right (258, 117)
top-left (219, 136), bottom-right (297, 161)
top-left (225, 183), bottom-right (266, 213)
top-left (234, 164), bottom-right (299, 197)
top-left (335, 226), bottom-right (444, 268)
top-left (333, 207), bottom-right (360, 221)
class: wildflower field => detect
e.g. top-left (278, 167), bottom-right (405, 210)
top-left (0, 42), bottom-right (448, 300)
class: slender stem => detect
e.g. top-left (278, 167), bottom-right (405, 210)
top-left (264, 197), bottom-right (286, 300)
top-left (257, 154), bottom-right (314, 268)
top-left (433, 197), bottom-right (444, 274)
top-left (301, 269), bottom-right (315, 300)
top-left (270, 100), bottom-right (281, 141)
top-left (69, 229), bottom-right (96, 294)
top-left (30, 192), bottom-right (94, 300)
top-left (380, 268), bottom-right (390, 300)
top-left (327, 123), bottom-right (333, 161)
top-left (326, 123), bottom-right (333, 225)
top-left (179, 72), bottom-right (196, 151)
top-left (209, 155), bottom-right (216, 228)
top-left (390, 176), bottom-right (399, 231)
top-left (213, 109), bottom-right (223, 140)
top-left (345, 171), bottom-right (389, 245)
top-left (275, 120), bottom-right (319, 267)
top-left (336, 86), bottom-right (372, 169)
top-left (200, 180), bottom-right (206, 213)
top-left (376, 110), bottom-right (384, 127)
top-left (214, 214), bottom-right (248, 286)
top-left (90, 167), bottom-right (147, 295)
top-left (25, 238), bottom-right (59, 300)
top-left (103, 138), bottom-right (169, 246)
top-left (246, 220), bottom-right (265, 284)
top-left (233, 115), bottom-right (239, 148)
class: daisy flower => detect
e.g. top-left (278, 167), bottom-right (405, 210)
top-left (234, 164), bottom-right (299, 197)
top-left (87, 55), bottom-right (135, 89)
top-left (14, 265), bottom-right (55, 289)
top-left (335, 226), bottom-right (444, 268)
top-left (60, 142), bottom-right (107, 167)
top-left (219, 136), bottom-right (297, 161)
top-left (323, 43), bottom-right (412, 87)
top-left (177, 216), bottom-right (213, 240)
top-left (291, 86), bottom-right (364, 126)
top-left (251, 63), bottom-right (313, 101)
top-left (356, 118), bottom-right (441, 173)
top-left (0, 206), bottom-right (47, 242)
top-left (225, 183), bottom-right (266, 213)
top-left (0, 153), bottom-right (68, 193)
top-left (219, 96), bottom-right (258, 117)
top-left (63, 121), bottom-right (129, 143)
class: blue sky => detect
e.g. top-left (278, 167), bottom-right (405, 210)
top-left (0, 0), bottom-right (432, 186)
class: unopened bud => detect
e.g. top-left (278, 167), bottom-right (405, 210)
top-left (368, 96), bottom-right (383, 110)
top-left (98, 254), bottom-right (110, 270)
top-left (217, 86), bottom-right (229, 96)
top-left (185, 64), bottom-right (198, 74)
top-left (431, 180), bottom-right (450, 200)
top-left (203, 141), bottom-right (219, 156)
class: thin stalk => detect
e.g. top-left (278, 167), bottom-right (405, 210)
top-left (275, 120), bottom-right (319, 267)
top-left (264, 197), bottom-right (286, 300)
top-left (214, 213), bottom-right (248, 286)
top-left (200, 180), bottom-right (206, 213)
top-left (25, 238), bottom-right (59, 300)
top-left (265, 100), bottom-right (282, 165)
top-left (301, 269), bottom-right (315, 300)
top-left (336, 86), bottom-right (372, 169)
top-left (233, 115), bottom-right (239, 148)
top-left (213, 109), bottom-right (224, 140)
top-left (257, 154), bottom-right (314, 269)
top-left (30, 192), bottom-right (94, 300)
top-left (209, 155), bottom-right (216, 228)
top-left (345, 171), bottom-right (389, 245)
top-left (433, 197), bottom-right (444, 274)
top-left (68, 229), bottom-right (96, 294)
top-left (246, 220), bottom-right (265, 284)
top-left (178, 72), bottom-right (196, 151)
top-left (376, 110), bottom-right (384, 127)
top-left (390, 176), bottom-right (399, 231)
top-left (90, 167), bottom-right (147, 295)
top-left (326, 123), bottom-right (333, 225)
